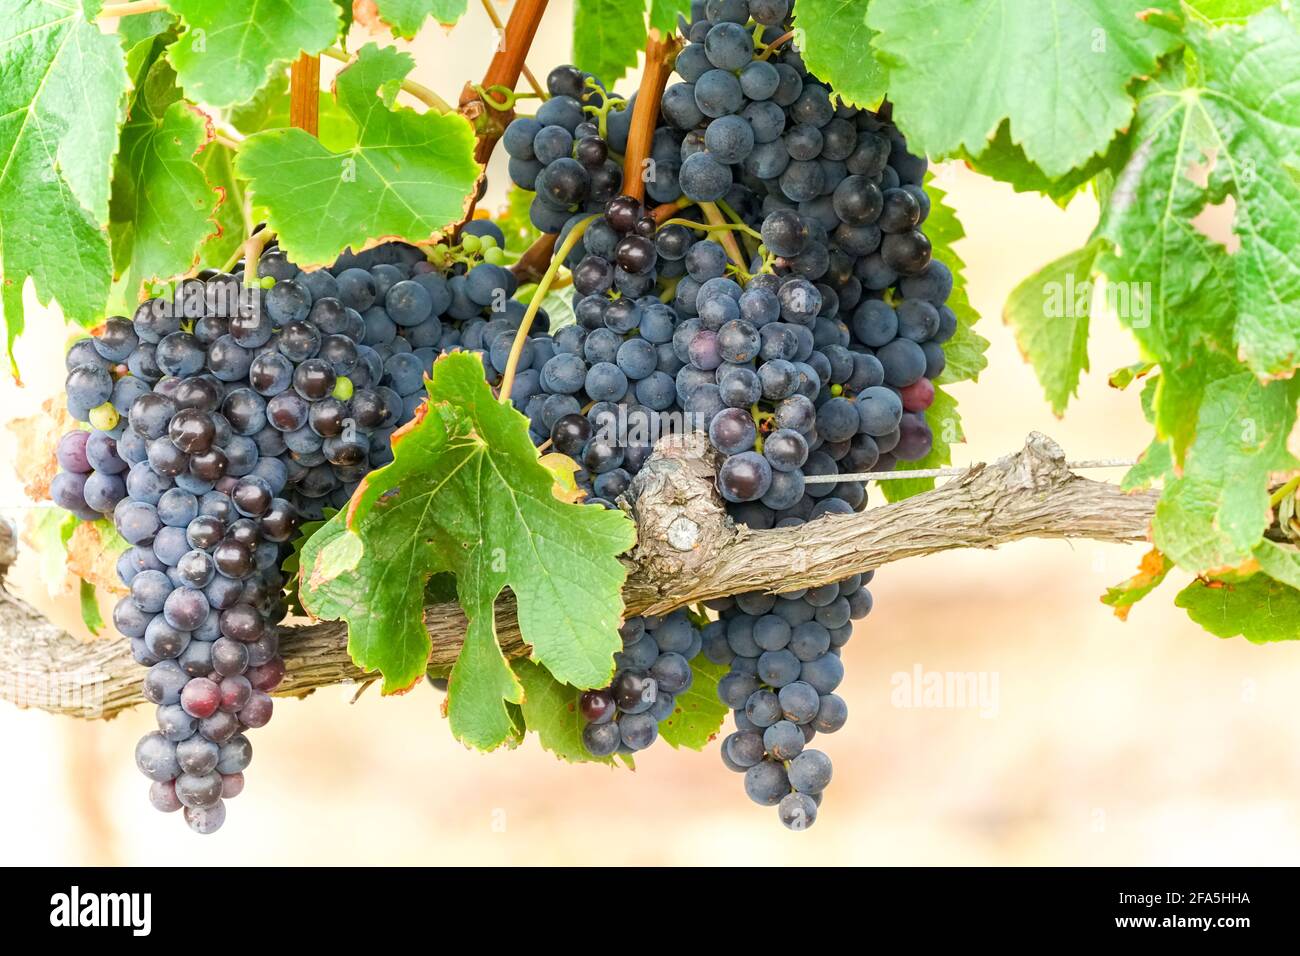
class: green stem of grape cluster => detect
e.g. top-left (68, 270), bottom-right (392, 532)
top-left (497, 214), bottom-right (600, 402)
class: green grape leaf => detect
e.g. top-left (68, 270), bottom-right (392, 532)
top-left (0, 0), bottom-right (128, 362)
top-left (1122, 438), bottom-right (1174, 491)
top-left (513, 659), bottom-right (612, 764)
top-left (1096, 63), bottom-right (1237, 459)
top-left (1175, 575), bottom-right (1300, 643)
top-left (961, 122), bottom-right (1128, 206)
top-left (533, 287), bottom-right (576, 331)
top-left (880, 383), bottom-right (963, 502)
top-left (1109, 361), bottom-right (1155, 391)
top-left (29, 507), bottom-right (78, 595)
top-left (281, 509), bottom-right (333, 615)
top-left (109, 59), bottom-right (221, 299)
top-left (1186, 0), bottom-right (1280, 25)
top-left (1154, 371), bottom-right (1300, 573)
top-left (1101, 548), bottom-right (1172, 619)
top-left (373, 0), bottom-right (469, 39)
top-left (924, 178), bottom-right (988, 386)
top-left (336, 0), bottom-right (354, 41)
top-left (1186, 9), bottom-right (1300, 379)
top-left (196, 143), bottom-right (247, 271)
top-left (79, 578), bottom-right (104, 636)
top-left (1253, 539), bottom-right (1300, 591)
top-left (658, 656), bottom-right (728, 750)
top-left (228, 70), bottom-right (291, 133)
top-left (573, 0), bottom-right (647, 85)
top-left (116, 8), bottom-right (177, 49)
top-left (226, 71), bottom-right (360, 149)
top-left (236, 44), bottom-right (479, 267)
top-left (166, 0), bottom-right (341, 108)
top-left (1154, 351), bottom-right (1241, 467)
top-left (1139, 373), bottom-right (1159, 423)
top-left (793, 0), bottom-right (888, 108)
top-left (867, 0), bottom-right (1180, 176)
top-left (300, 352), bottom-right (636, 751)
top-left (1101, 9), bottom-right (1300, 394)
top-left (1002, 240), bottom-right (1102, 416)
top-left (648, 0), bottom-right (692, 34)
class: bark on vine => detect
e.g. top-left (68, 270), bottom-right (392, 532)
top-left (0, 433), bottom-right (1158, 721)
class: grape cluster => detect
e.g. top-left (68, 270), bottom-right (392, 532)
top-left (700, 573), bottom-right (872, 828)
top-left (503, 66), bottom-right (633, 233)
top-left (578, 610), bottom-right (704, 756)
top-left (503, 0), bottom-right (956, 826)
top-left (58, 231), bottom-right (534, 833)
top-left (662, 0), bottom-right (952, 827)
top-left (56, 0), bottom-right (957, 833)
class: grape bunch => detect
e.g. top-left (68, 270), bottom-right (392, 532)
top-left (701, 573), bottom-right (872, 829)
top-left (56, 229), bottom-right (541, 833)
top-left (55, 0), bottom-right (958, 834)
top-left (503, 65), bottom-right (634, 233)
top-left (578, 610), bottom-right (704, 756)
top-left (501, 0), bottom-right (956, 827)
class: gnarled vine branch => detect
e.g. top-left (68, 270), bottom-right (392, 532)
top-left (454, 0), bottom-right (551, 231)
top-left (0, 433), bottom-right (1158, 721)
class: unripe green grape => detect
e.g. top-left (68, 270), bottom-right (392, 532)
top-left (89, 401), bottom-right (119, 430)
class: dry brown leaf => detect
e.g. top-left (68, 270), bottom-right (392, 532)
top-left (67, 521), bottom-right (128, 597)
top-left (9, 395), bottom-right (75, 502)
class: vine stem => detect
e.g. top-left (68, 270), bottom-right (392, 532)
top-left (699, 202), bottom-right (748, 271)
top-left (497, 215), bottom-right (599, 402)
top-left (715, 197), bottom-right (760, 259)
top-left (241, 225), bottom-right (272, 287)
top-left (757, 30), bottom-right (796, 61)
top-left (621, 29), bottom-right (681, 203)
top-left (653, 197), bottom-right (691, 223)
top-left (97, 0), bottom-right (167, 18)
top-left (660, 217), bottom-right (762, 241)
top-left (320, 47), bottom-right (453, 113)
top-left (452, 0), bottom-right (551, 233)
top-left (1269, 476), bottom-right (1300, 508)
top-left (508, 232), bottom-right (559, 284)
top-left (213, 129), bottom-right (243, 151)
top-left (478, 0), bottom-right (545, 100)
top-left (219, 241), bottom-right (245, 275)
top-left (803, 458), bottom-right (1138, 484)
top-left (0, 434), bottom-right (1167, 720)
top-left (290, 54), bottom-right (321, 136)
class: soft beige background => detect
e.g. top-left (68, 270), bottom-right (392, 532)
top-left (2, 2), bottom-right (1298, 866)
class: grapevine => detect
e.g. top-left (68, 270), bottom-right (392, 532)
top-left (0, 0), bottom-right (1298, 844)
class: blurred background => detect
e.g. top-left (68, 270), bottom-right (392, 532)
top-left (3, 1), bottom-right (1298, 866)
